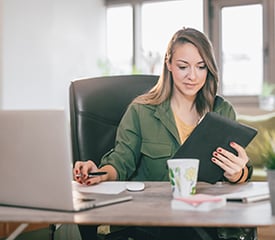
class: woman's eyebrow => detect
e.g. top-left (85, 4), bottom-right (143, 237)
top-left (176, 59), bottom-right (205, 64)
top-left (176, 59), bottom-right (188, 63)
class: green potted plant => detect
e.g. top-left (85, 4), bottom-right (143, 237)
top-left (259, 130), bottom-right (275, 215)
top-left (259, 82), bottom-right (275, 111)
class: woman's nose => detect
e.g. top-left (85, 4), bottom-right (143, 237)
top-left (187, 67), bottom-right (196, 80)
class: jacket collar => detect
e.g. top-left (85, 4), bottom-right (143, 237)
top-left (153, 99), bottom-right (181, 144)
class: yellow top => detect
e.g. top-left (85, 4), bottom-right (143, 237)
top-left (173, 112), bottom-right (196, 144)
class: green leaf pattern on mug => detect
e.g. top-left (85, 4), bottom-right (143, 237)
top-left (169, 168), bottom-right (175, 186)
top-left (184, 167), bottom-right (197, 194)
top-left (169, 166), bottom-right (197, 195)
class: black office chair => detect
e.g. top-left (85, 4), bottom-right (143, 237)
top-left (69, 74), bottom-right (158, 166)
top-left (69, 74), bottom-right (158, 240)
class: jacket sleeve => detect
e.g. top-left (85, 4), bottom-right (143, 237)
top-left (213, 95), bottom-right (236, 120)
top-left (99, 103), bottom-right (142, 180)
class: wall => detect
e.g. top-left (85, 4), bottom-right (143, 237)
top-left (0, 0), bottom-right (3, 108)
top-left (0, 0), bottom-right (106, 110)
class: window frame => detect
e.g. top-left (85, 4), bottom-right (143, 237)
top-left (105, 0), bottom-right (275, 110)
top-left (210, 0), bottom-right (275, 107)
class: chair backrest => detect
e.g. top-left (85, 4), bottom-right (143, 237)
top-left (69, 74), bottom-right (159, 165)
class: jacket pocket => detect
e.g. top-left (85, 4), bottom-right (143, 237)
top-left (140, 142), bottom-right (172, 181)
top-left (141, 141), bottom-right (172, 159)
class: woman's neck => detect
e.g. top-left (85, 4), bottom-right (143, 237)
top-left (171, 95), bottom-right (199, 126)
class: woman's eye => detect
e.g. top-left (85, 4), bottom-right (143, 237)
top-left (179, 66), bottom-right (187, 70)
top-left (198, 65), bottom-right (207, 70)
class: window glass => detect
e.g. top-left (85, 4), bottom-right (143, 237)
top-left (106, 6), bottom-right (133, 75)
top-left (141, 0), bottom-right (203, 74)
top-left (221, 4), bottom-right (263, 96)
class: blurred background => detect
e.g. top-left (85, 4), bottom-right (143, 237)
top-left (0, 0), bottom-right (274, 113)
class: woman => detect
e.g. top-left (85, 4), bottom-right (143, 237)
top-left (74, 27), bottom-right (254, 240)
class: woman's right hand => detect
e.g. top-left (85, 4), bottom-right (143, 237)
top-left (73, 160), bottom-right (102, 185)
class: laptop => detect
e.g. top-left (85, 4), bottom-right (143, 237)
top-left (172, 112), bottom-right (258, 184)
top-left (0, 110), bottom-right (132, 212)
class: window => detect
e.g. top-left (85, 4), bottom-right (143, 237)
top-left (210, 0), bottom-right (275, 102)
top-left (105, 0), bottom-right (275, 102)
top-left (106, 0), bottom-right (203, 75)
top-left (221, 4), bottom-right (263, 96)
top-left (141, 0), bottom-right (203, 74)
top-left (106, 5), bottom-right (133, 75)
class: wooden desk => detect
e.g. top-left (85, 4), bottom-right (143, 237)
top-left (0, 181), bottom-right (274, 228)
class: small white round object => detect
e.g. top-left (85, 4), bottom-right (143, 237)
top-left (126, 182), bottom-right (145, 192)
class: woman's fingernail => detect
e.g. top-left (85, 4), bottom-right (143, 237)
top-left (217, 148), bottom-right (222, 152)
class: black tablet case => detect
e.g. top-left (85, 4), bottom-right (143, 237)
top-left (172, 112), bottom-right (258, 184)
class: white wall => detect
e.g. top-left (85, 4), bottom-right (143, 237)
top-left (0, 0), bottom-right (106, 109)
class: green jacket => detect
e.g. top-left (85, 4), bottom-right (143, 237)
top-left (100, 96), bottom-right (252, 182)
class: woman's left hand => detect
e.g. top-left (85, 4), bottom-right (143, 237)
top-left (211, 141), bottom-right (248, 182)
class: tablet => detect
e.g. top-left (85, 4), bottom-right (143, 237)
top-left (172, 112), bottom-right (258, 184)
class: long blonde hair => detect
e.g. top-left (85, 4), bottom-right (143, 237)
top-left (133, 27), bottom-right (219, 117)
